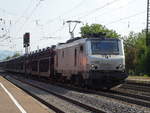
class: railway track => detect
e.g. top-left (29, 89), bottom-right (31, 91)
top-left (54, 81), bottom-right (150, 108)
top-left (3, 74), bottom-right (106, 113)
top-left (126, 80), bottom-right (150, 87)
top-left (1, 73), bottom-right (150, 112)
top-left (32, 76), bottom-right (150, 108)
top-left (119, 83), bottom-right (150, 93)
top-left (96, 89), bottom-right (150, 108)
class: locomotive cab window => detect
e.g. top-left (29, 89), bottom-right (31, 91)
top-left (91, 40), bottom-right (119, 55)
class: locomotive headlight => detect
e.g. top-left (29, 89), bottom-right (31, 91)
top-left (91, 64), bottom-right (98, 70)
top-left (116, 64), bottom-right (123, 69)
top-left (91, 64), bottom-right (95, 68)
top-left (119, 64), bottom-right (123, 68)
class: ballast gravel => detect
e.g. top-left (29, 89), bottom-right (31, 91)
top-left (6, 76), bottom-right (92, 113)
top-left (6, 75), bottom-right (150, 113)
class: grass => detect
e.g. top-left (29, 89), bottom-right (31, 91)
top-left (128, 75), bottom-right (150, 80)
top-left (127, 75), bottom-right (150, 83)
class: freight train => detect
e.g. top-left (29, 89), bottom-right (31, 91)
top-left (0, 36), bottom-right (128, 89)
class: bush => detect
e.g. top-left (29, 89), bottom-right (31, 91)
top-left (143, 74), bottom-right (150, 77)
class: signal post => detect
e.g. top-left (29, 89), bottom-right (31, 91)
top-left (23, 32), bottom-right (30, 78)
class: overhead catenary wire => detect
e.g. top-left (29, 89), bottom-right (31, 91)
top-left (43, 0), bottom-right (124, 41)
top-left (105, 11), bottom-right (145, 25)
top-left (0, 8), bottom-right (17, 16)
top-left (0, 0), bottom-right (146, 51)
top-left (0, 0), bottom-right (44, 49)
top-left (45, 0), bottom-right (86, 25)
top-left (92, 0), bottom-right (136, 20)
top-left (17, 0), bottom-right (45, 33)
top-left (1, 0), bottom-right (45, 50)
top-left (13, 0), bottom-right (34, 26)
top-left (34, 6), bottom-right (146, 43)
top-left (0, 0), bottom-right (33, 42)
top-left (0, 19), bottom-right (10, 40)
top-left (76, 0), bottom-right (122, 19)
top-left (45, 0), bottom-right (127, 26)
top-left (35, 24), bottom-right (66, 43)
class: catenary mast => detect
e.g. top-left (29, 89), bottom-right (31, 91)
top-left (146, 0), bottom-right (150, 46)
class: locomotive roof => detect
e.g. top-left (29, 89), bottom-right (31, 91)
top-left (56, 37), bottom-right (120, 49)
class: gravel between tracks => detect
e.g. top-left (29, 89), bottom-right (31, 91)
top-left (6, 76), bottom-right (91, 113)
top-left (7, 75), bottom-right (150, 113)
top-left (115, 87), bottom-right (150, 97)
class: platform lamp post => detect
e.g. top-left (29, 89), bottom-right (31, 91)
top-left (23, 32), bottom-right (30, 78)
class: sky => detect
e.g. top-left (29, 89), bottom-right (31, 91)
top-left (0, 0), bottom-right (147, 53)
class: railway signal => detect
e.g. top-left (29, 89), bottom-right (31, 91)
top-left (23, 32), bottom-right (30, 55)
top-left (23, 32), bottom-right (30, 47)
top-left (23, 32), bottom-right (30, 78)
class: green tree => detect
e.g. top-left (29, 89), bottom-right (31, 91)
top-left (123, 31), bottom-right (139, 74)
top-left (80, 24), bottom-right (120, 38)
top-left (12, 53), bottom-right (20, 58)
top-left (123, 30), bottom-right (150, 76)
top-left (4, 53), bottom-right (20, 60)
top-left (144, 48), bottom-right (150, 75)
top-left (5, 56), bottom-right (11, 60)
top-left (134, 31), bottom-right (146, 74)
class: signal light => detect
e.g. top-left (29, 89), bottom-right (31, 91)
top-left (23, 32), bottom-right (30, 47)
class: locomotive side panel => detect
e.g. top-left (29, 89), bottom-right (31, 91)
top-left (55, 45), bottom-right (78, 78)
top-left (55, 41), bottom-right (87, 80)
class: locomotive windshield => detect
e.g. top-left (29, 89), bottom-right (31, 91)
top-left (91, 40), bottom-right (119, 55)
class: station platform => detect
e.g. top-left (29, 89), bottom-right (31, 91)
top-left (0, 76), bottom-right (52, 113)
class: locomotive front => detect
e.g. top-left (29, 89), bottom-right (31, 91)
top-left (85, 38), bottom-right (128, 89)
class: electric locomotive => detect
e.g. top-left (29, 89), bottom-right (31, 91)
top-left (55, 37), bottom-right (127, 89)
